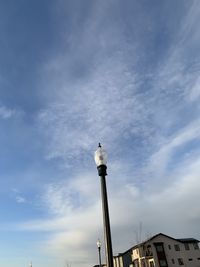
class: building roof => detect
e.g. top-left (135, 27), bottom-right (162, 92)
top-left (135, 233), bottom-right (200, 247)
top-left (114, 246), bottom-right (134, 257)
top-left (177, 238), bottom-right (200, 243)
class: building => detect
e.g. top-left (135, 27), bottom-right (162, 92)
top-left (131, 233), bottom-right (200, 267)
top-left (114, 248), bottom-right (132, 267)
top-left (114, 233), bottom-right (200, 267)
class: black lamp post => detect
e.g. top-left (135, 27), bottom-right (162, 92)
top-left (97, 239), bottom-right (102, 267)
top-left (94, 143), bottom-right (114, 267)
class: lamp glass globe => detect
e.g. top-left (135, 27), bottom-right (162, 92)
top-left (94, 145), bottom-right (107, 166)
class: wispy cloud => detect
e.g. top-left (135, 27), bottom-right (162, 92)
top-left (148, 118), bottom-right (200, 179)
top-left (0, 105), bottom-right (18, 119)
top-left (36, 0), bottom-right (200, 168)
top-left (11, 188), bottom-right (27, 204)
top-left (16, 196), bottom-right (26, 203)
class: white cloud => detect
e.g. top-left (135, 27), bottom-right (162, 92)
top-left (37, 54), bottom-right (155, 167)
top-left (16, 196), bottom-right (26, 203)
top-left (11, 188), bottom-right (27, 204)
top-left (189, 75), bottom-right (200, 101)
top-left (41, 172), bottom-right (100, 215)
top-left (36, 0), bottom-right (200, 172)
top-left (0, 105), bottom-right (17, 119)
top-left (148, 117), bottom-right (200, 178)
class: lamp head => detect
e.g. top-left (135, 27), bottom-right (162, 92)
top-left (97, 239), bottom-right (101, 248)
top-left (94, 143), bottom-right (108, 167)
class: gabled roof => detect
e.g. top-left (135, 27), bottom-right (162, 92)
top-left (135, 233), bottom-right (199, 246)
top-left (114, 247), bottom-right (133, 257)
top-left (177, 238), bottom-right (199, 243)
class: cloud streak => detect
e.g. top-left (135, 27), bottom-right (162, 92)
top-left (0, 105), bottom-right (19, 119)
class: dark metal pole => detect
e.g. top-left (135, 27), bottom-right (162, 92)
top-left (98, 246), bottom-right (102, 267)
top-left (97, 165), bottom-right (114, 267)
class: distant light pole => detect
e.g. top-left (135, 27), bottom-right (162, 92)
top-left (94, 143), bottom-right (114, 267)
top-left (97, 239), bottom-right (102, 267)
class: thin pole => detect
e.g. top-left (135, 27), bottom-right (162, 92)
top-left (100, 174), bottom-right (114, 267)
top-left (98, 246), bottom-right (102, 267)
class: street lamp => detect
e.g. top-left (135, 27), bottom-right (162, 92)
top-left (97, 239), bottom-right (102, 267)
top-left (94, 143), bottom-right (114, 267)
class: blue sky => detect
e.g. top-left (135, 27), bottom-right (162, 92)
top-left (0, 0), bottom-right (200, 266)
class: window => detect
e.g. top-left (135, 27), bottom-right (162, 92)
top-left (193, 243), bottom-right (199, 250)
top-left (134, 259), bottom-right (139, 267)
top-left (141, 259), bottom-right (146, 267)
top-left (184, 243), bottom-right (189, 250)
top-left (133, 260), bottom-right (139, 267)
top-left (159, 260), bottom-right (167, 267)
top-left (178, 258), bottom-right (184, 265)
top-left (168, 245), bottom-right (171, 250)
top-left (171, 259), bottom-right (175, 264)
top-left (197, 258), bottom-right (200, 260)
top-left (156, 245), bottom-right (164, 252)
top-left (146, 245), bottom-right (152, 256)
top-left (149, 261), bottom-right (154, 267)
top-left (174, 244), bottom-right (180, 251)
top-left (188, 259), bottom-right (193, 261)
